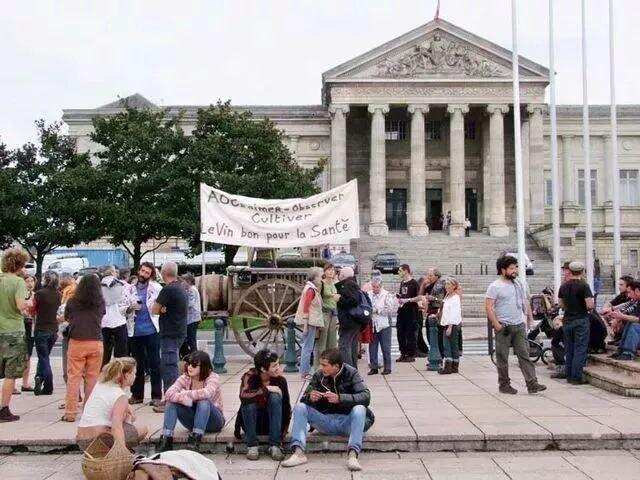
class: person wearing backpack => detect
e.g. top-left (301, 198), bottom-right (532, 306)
top-left (335, 267), bottom-right (372, 370)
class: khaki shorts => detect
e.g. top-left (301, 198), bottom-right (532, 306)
top-left (0, 332), bottom-right (27, 379)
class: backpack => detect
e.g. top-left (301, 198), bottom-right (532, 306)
top-left (348, 290), bottom-right (373, 326)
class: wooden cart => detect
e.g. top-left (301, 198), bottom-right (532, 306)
top-left (198, 266), bottom-right (310, 358)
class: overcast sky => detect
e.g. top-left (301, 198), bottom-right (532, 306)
top-left (2, 0), bottom-right (638, 148)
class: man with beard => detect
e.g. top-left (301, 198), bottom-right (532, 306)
top-left (128, 262), bottom-right (163, 407)
top-left (485, 256), bottom-right (546, 395)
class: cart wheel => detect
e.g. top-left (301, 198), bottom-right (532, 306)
top-left (231, 278), bottom-right (304, 358)
top-left (541, 347), bottom-right (554, 365)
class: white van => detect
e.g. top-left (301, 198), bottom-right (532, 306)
top-left (46, 257), bottom-right (89, 276)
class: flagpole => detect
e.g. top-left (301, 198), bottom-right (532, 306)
top-left (548, 0), bottom-right (561, 298)
top-left (581, 0), bottom-right (594, 289)
top-left (511, 0), bottom-right (527, 286)
top-left (609, 0), bottom-right (621, 283)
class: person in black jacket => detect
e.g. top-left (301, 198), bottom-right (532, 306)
top-left (335, 267), bottom-right (361, 369)
top-left (282, 348), bottom-right (374, 472)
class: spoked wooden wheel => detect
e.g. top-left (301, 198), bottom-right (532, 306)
top-left (231, 278), bottom-right (304, 358)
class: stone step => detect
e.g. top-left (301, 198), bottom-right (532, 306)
top-left (584, 352), bottom-right (640, 397)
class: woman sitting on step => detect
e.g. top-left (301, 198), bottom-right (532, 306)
top-left (76, 357), bottom-right (148, 451)
top-left (158, 350), bottom-right (225, 452)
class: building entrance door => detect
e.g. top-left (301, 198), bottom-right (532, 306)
top-left (386, 188), bottom-right (407, 230)
top-left (465, 188), bottom-right (478, 230)
top-left (426, 188), bottom-right (443, 230)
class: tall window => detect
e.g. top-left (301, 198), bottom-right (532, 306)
top-left (464, 120), bottom-right (476, 140)
top-left (577, 169), bottom-right (597, 206)
top-left (629, 249), bottom-right (639, 269)
top-left (426, 120), bottom-right (441, 140)
top-left (385, 119), bottom-right (406, 140)
top-left (544, 170), bottom-right (553, 207)
top-left (620, 169), bottom-right (640, 206)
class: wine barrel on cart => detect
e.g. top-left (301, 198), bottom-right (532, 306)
top-left (195, 274), bottom-right (229, 311)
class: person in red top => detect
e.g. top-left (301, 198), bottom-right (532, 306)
top-left (235, 349), bottom-right (291, 461)
top-left (158, 350), bottom-right (224, 452)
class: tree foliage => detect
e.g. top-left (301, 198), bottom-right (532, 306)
top-left (90, 106), bottom-right (190, 269)
top-left (0, 121), bottom-right (99, 279)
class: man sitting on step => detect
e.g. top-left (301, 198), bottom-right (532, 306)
top-left (604, 280), bottom-right (640, 361)
top-left (281, 348), bottom-right (375, 472)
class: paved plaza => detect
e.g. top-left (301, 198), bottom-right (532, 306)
top-left (1, 356), bottom-right (639, 454)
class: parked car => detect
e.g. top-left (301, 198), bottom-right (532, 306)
top-left (331, 253), bottom-right (358, 275)
top-left (501, 250), bottom-right (535, 276)
top-left (46, 256), bottom-right (90, 276)
top-left (371, 252), bottom-right (400, 274)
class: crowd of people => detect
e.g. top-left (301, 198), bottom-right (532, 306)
top-left (2, 245), bottom-right (639, 472)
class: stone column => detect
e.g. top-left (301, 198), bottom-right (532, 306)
top-left (487, 104), bottom-right (510, 237)
top-left (602, 134), bottom-right (613, 204)
top-left (481, 117), bottom-right (491, 233)
top-left (329, 104), bottom-right (349, 187)
top-left (447, 104), bottom-right (469, 237)
top-left (521, 119), bottom-right (531, 224)
top-left (288, 135), bottom-right (299, 160)
top-left (527, 104), bottom-right (546, 225)
top-left (561, 134), bottom-right (575, 205)
top-left (368, 104), bottom-right (389, 236)
top-left (407, 104), bottom-right (429, 236)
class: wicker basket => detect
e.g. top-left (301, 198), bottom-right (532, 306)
top-left (81, 432), bottom-right (134, 480)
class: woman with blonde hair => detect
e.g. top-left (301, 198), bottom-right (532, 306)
top-left (76, 357), bottom-right (148, 450)
top-left (438, 277), bottom-right (463, 375)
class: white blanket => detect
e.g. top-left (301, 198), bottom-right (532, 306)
top-left (136, 450), bottom-right (220, 480)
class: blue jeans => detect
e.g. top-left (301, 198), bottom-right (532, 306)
top-left (34, 331), bottom-right (56, 394)
top-left (299, 326), bottom-right (318, 376)
top-left (240, 392), bottom-right (283, 447)
top-left (369, 326), bottom-right (392, 371)
top-left (563, 316), bottom-right (589, 381)
top-left (620, 322), bottom-right (640, 356)
top-left (130, 333), bottom-right (162, 400)
top-left (162, 400), bottom-right (225, 436)
top-left (161, 336), bottom-right (185, 393)
top-left (290, 403), bottom-right (367, 454)
top-left (443, 325), bottom-right (461, 363)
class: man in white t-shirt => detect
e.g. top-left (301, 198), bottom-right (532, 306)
top-left (485, 255), bottom-right (546, 395)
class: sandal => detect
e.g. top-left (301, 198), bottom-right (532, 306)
top-left (61, 414), bottom-right (76, 422)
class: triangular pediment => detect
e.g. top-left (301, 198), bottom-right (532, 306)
top-left (323, 18), bottom-right (549, 82)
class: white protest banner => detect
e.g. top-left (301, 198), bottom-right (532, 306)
top-left (200, 180), bottom-right (360, 247)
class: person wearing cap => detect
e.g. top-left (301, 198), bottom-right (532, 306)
top-left (557, 261), bottom-right (594, 384)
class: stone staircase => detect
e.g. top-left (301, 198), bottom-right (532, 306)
top-left (585, 351), bottom-right (640, 397)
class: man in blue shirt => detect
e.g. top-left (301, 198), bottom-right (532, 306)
top-left (129, 262), bottom-right (163, 407)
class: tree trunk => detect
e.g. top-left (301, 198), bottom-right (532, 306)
top-left (132, 242), bottom-right (142, 271)
top-left (224, 244), bottom-right (239, 267)
top-left (35, 254), bottom-right (45, 288)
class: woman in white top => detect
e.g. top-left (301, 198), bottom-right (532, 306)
top-left (76, 357), bottom-right (148, 451)
top-left (439, 278), bottom-right (463, 375)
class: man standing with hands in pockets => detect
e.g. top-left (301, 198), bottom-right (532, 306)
top-left (485, 255), bottom-right (547, 395)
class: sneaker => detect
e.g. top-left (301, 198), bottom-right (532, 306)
top-left (551, 371), bottom-right (567, 379)
top-left (281, 448), bottom-right (308, 468)
top-left (33, 376), bottom-right (43, 396)
top-left (149, 399), bottom-right (163, 408)
top-left (367, 368), bottom-right (378, 376)
top-left (499, 385), bottom-right (518, 395)
top-left (246, 446), bottom-right (260, 460)
top-left (381, 369), bottom-right (392, 375)
top-left (269, 445), bottom-right (284, 461)
top-left (346, 450), bottom-right (362, 472)
top-left (527, 383), bottom-right (547, 394)
top-left (60, 414), bottom-right (76, 422)
top-left (188, 433), bottom-right (202, 452)
top-left (152, 401), bottom-right (166, 413)
top-left (0, 407), bottom-right (19, 423)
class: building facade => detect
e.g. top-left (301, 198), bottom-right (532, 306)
top-left (63, 19), bottom-right (640, 274)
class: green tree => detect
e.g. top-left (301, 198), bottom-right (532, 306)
top-left (90, 106), bottom-right (191, 269)
top-left (176, 101), bottom-right (322, 264)
top-left (0, 121), bottom-right (100, 279)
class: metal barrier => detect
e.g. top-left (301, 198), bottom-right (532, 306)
top-left (213, 317), bottom-right (228, 374)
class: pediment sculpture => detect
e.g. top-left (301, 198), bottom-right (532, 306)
top-left (374, 33), bottom-right (509, 78)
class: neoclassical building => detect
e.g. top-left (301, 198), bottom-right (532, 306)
top-left (63, 18), bottom-right (640, 273)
